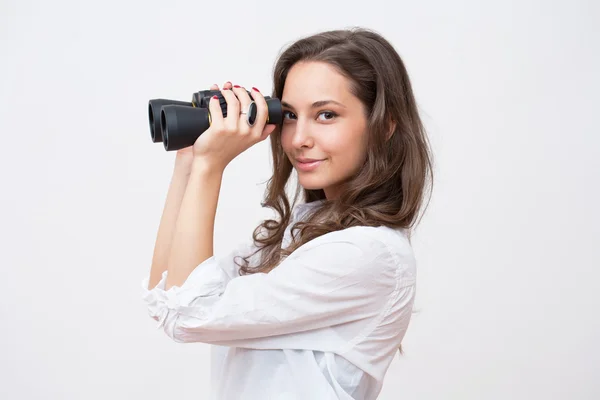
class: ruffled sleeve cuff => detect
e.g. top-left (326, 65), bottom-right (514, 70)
top-left (140, 256), bottom-right (228, 333)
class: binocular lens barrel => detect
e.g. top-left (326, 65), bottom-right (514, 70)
top-left (148, 99), bottom-right (192, 143)
top-left (148, 90), bottom-right (283, 151)
top-left (160, 105), bottom-right (211, 152)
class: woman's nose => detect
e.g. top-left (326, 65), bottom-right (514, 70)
top-left (291, 119), bottom-right (313, 148)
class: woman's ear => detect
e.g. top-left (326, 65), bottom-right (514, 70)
top-left (386, 120), bottom-right (397, 142)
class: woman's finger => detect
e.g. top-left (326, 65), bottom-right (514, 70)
top-left (260, 124), bottom-right (277, 141)
top-left (249, 87), bottom-right (268, 134)
top-left (220, 87), bottom-right (240, 132)
top-left (231, 85), bottom-right (253, 116)
top-left (208, 94), bottom-right (224, 127)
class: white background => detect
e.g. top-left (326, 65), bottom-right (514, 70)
top-left (1, 0), bottom-right (598, 399)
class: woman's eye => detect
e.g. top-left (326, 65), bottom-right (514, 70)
top-left (283, 110), bottom-right (296, 120)
top-left (282, 110), bottom-right (337, 121)
top-left (317, 111), bottom-right (337, 121)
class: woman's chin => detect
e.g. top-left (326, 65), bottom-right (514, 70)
top-left (298, 176), bottom-right (327, 190)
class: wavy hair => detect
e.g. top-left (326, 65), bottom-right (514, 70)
top-left (235, 27), bottom-right (434, 355)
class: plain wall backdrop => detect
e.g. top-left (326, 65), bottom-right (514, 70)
top-left (1, 0), bottom-right (598, 399)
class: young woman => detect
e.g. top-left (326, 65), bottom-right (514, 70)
top-left (142, 27), bottom-right (433, 399)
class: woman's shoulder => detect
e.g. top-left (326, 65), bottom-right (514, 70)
top-left (299, 223), bottom-right (411, 254)
top-left (292, 224), bottom-right (416, 281)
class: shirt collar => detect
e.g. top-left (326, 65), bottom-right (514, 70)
top-left (291, 199), bottom-right (326, 221)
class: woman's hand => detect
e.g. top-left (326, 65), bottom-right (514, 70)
top-left (192, 81), bottom-right (277, 171)
top-left (174, 82), bottom-right (233, 171)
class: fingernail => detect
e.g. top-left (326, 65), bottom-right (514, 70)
top-left (252, 87), bottom-right (260, 93)
top-left (212, 95), bottom-right (218, 99)
top-left (233, 85), bottom-right (241, 88)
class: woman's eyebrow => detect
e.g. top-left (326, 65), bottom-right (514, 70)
top-left (281, 100), bottom-right (346, 109)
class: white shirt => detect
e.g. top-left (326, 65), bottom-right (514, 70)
top-left (141, 200), bottom-right (417, 399)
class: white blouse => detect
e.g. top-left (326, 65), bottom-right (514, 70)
top-left (141, 200), bottom-right (417, 399)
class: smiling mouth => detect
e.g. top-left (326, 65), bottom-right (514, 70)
top-left (295, 159), bottom-right (325, 171)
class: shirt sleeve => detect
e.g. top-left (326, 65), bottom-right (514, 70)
top-left (141, 229), bottom-right (416, 350)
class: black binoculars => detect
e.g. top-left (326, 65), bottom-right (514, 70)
top-left (148, 90), bottom-right (283, 151)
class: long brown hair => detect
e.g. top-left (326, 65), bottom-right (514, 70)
top-left (236, 27), bottom-right (434, 355)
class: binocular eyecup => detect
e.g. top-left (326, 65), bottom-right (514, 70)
top-left (148, 89), bottom-right (283, 151)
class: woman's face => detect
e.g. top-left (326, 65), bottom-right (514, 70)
top-left (280, 61), bottom-right (368, 200)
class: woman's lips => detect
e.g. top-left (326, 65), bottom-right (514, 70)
top-left (296, 159), bottom-right (324, 172)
